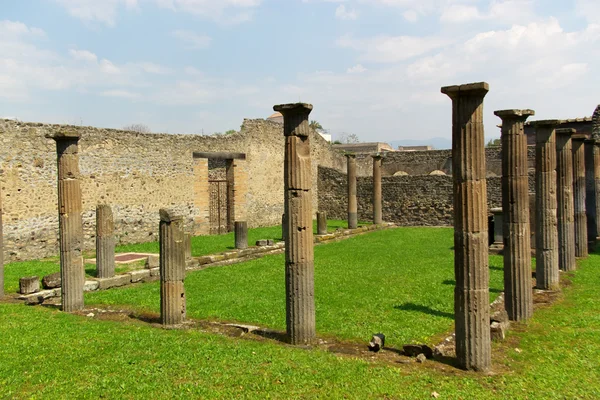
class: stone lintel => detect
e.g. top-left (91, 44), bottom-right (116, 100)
top-left (556, 128), bottom-right (576, 136)
top-left (193, 152), bottom-right (246, 160)
top-left (45, 131), bottom-right (81, 141)
top-left (159, 208), bottom-right (183, 223)
top-left (530, 119), bottom-right (562, 128)
top-left (494, 109), bottom-right (535, 119)
top-left (572, 134), bottom-right (588, 142)
top-left (441, 82), bottom-right (489, 97)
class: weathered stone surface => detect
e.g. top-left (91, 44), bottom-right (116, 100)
top-left (403, 344), bottom-right (433, 359)
top-left (495, 109), bottom-right (534, 322)
top-left (555, 129), bottom-right (577, 272)
top-left (275, 102), bottom-right (316, 345)
top-left (129, 269), bottom-right (151, 283)
top-left (368, 333), bottom-right (385, 352)
top-left (490, 321), bottom-right (508, 341)
top-left (83, 280), bottom-right (99, 291)
top-left (234, 221), bottom-right (248, 249)
top-left (96, 274), bottom-right (131, 290)
top-left (346, 154), bottom-right (358, 229)
top-left (416, 353), bottom-right (427, 363)
top-left (572, 136), bottom-right (588, 258)
top-left (150, 267), bottom-right (160, 277)
top-left (317, 212), bottom-right (328, 235)
top-left (256, 240), bottom-right (268, 246)
top-left (372, 154), bottom-right (383, 224)
top-left (42, 272), bottom-right (62, 289)
top-left (267, 239), bottom-right (275, 246)
top-left (184, 233), bottom-right (192, 261)
top-left (532, 120), bottom-right (561, 290)
top-left (159, 208), bottom-right (186, 326)
top-left (20, 288), bottom-right (60, 304)
top-left (20, 276), bottom-right (40, 295)
top-left (47, 131), bottom-right (85, 312)
top-left (0, 184), bottom-right (3, 298)
top-left (442, 81), bottom-right (491, 372)
top-left (585, 139), bottom-right (599, 239)
top-left (145, 255), bottom-right (159, 269)
top-left (96, 204), bottom-right (115, 279)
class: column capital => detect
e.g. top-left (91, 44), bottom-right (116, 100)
top-left (494, 109), bottom-right (535, 121)
top-left (344, 153), bottom-right (356, 159)
top-left (273, 103), bottom-right (313, 137)
top-left (45, 131), bottom-right (81, 141)
top-left (572, 134), bottom-right (587, 143)
top-left (371, 153), bottom-right (383, 160)
top-left (530, 119), bottom-right (562, 128)
top-left (556, 128), bottom-right (576, 137)
top-left (160, 208), bottom-right (183, 223)
top-left (441, 82), bottom-right (489, 98)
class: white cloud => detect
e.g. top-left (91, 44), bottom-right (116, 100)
top-left (171, 30), bottom-right (212, 49)
top-left (440, 0), bottom-right (535, 24)
top-left (156, 0), bottom-right (262, 24)
top-left (100, 59), bottom-right (121, 74)
top-left (69, 49), bottom-right (98, 62)
top-left (101, 89), bottom-right (141, 98)
top-left (402, 10), bottom-right (418, 22)
top-left (347, 64), bottom-right (367, 73)
top-left (335, 4), bottom-right (358, 20)
top-left (54, 0), bottom-right (138, 26)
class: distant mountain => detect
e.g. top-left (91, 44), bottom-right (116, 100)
top-left (388, 137), bottom-right (452, 150)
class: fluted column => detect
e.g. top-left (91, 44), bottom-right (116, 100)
top-left (234, 221), bottom-right (248, 249)
top-left (533, 120), bottom-right (560, 290)
top-left (494, 109), bottom-right (534, 321)
top-left (584, 139), bottom-right (598, 240)
top-left (555, 129), bottom-right (576, 272)
top-left (0, 185), bottom-right (3, 298)
top-left (96, 204), bottom-right (115, 279)
top-left (346, 153), bottom-right (358, 229)
top-left (595, 142), bottom-right (600, 239)
top-left (441, 82), bottom-right (491, 372)
top-left (47, 131), bottom-right (84, 312)
top-left (372, 154), bottom-right (383, 224)
top-left (273, 102), bottom-right (316, 345)
top-left (572, 135), bottom-right (588, 258)
top-left (316, 212), bottom-right (328, 235)
top-left (160, 209), bottom-right (186, 326)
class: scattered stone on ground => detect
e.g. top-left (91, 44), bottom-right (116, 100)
top-left (368, 333), bottom-right (385, 352)
top-left (255, 240), bottom-right (268, 246)
top-left (19, 276), bottom-right (40, 295)
top-left (42, 272), bottom-right (61, 289)
top-left (403, 344), bottom-right (433, 359)
top-left (416, 353), bottom-right (427, 363)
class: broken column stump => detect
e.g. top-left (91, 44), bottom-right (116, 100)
top-left (317, 212), bottom-right (328, 235)
top-left (346, 153), bottom-right (358, 229)
top-left (495, 109), bottom-right (534, 321)
top-left (572, 135), bottom-right (588, 258)
top-left (274, 102), bottom-right (316, 345)
top-left (96, 204), bottom-right (115, 279)
top-left (555, 129), bottom-right (577, 272)
top-left (532, 120), bottom-right (561, 290)
top-left (19, 276), bottom-right (40, 295)
top-left (441, 82), bottom-right (491, 371)
top-left (159, 209), bottom-right (186, 326)
top-left (490, 207), bottom-right (504, 252)
top-left (47, 131), bottom-right (85, 312)
top-left (372, 154), bottom-right (383, 225)
top-left (235, 221), bottom-right (248, 249)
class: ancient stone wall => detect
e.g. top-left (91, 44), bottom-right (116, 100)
top-left (0, 118), bottom-right (346, 261)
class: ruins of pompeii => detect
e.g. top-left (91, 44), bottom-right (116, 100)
top-left (1, 90), bottom-right (600, 398)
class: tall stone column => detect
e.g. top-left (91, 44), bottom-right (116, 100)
top-left (273, 102), bottom-right (316, 345)
top-left (572, 135), bottom-right (588, 258)
top-left (372, 154), bottom-right (383, 224)
top-left (346, 153), bottom-right (358, 229)
top-left (595, 142), bottom-right (600, 239)
top-left (0, 185), bottom-right (3, 298)
top-left (159, 209), bottom-right (186, 326)
top-left (555, 129), bottom-right (577, 272)
top-left (96, 204), bottom-right (115, 279)
top-left (47, 132), bottom-right (84, 312)
top-left (494, 109), bottom-right (534, 321)
top-left (584, 139), bottom-right (598, 240)
top-left (441, 82), bottom-right (491, 372)
top-left (532, 120), bottom-right (560, 290)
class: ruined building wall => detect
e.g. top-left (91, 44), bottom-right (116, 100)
top-left (0, 119), bottom-right (346, 261)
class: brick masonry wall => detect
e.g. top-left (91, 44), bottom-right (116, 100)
top-left (0, 118), bottom-right (346, 261)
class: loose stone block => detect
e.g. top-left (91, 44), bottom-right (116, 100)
top-left (150, 267), bottom-right (160, 277)
top-left (145, 255), bottom-right (159, 269)
top-left (346, 153), bottom-right (358, 229)
top-left (572, 135), bottom-right (588, 258)
top-left (235, 221), bottom-right (248, 249)
top-left (46, 131), bottom-right (85, 312)
top-left (495, 109), bottom-right (534, 322)
top-left (256, 240), bottom-right (268, 246)
top-left (555, 129), bottom-right (576, 272)
top-left (20, 276), bottom-right (40, 295)
top-left (317, 212), bottom-right (328, 235)
top-left (42, 272), bottom-right (61, 289)
top-left (274, 102), bottom-right (316, 345)
top-left (83, 280), bottom-right (99, 292)
top-left (159, 209), bottom-right (186, 326)
top-left (372, 154), bottom-right (383, 224)
top-left (96, 274), bottom-right (131, 290)
top-left (442, 81), bottom-right (491, 372)
top-left (532, 120), bottom-right (561, 290)
top-left (96, 204), bottom-right (115, 279)
top-left (129, 269), bottom-right (151, 283)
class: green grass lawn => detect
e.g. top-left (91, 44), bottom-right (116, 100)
top-left (1, 227), bottom-right (599, 398)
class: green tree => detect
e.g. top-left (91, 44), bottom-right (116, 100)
top-left (309, 120), bottom-right (323, 130)
top-left (486, 138), bottom-right (501, 147)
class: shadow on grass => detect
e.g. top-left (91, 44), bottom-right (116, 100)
top-left (85, 267), bottom-right (97, 278)
top-left (442, 279), bottom-right (502, 294)
top-left (489, 265), bottom-right (504, 271)
top-left (252, 329), bottom-right (289, 344)
top-left (393, 302), bottom-right (453, 319)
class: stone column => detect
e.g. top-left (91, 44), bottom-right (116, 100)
top-left (494, 109), bottom-right (534, 321)
top-left (346, 153), bottom-right (358, 229)
top-left (572, 135), bottom-right (588, 258)
top-left (441, 82), bottom-right (491, 372)
top-left (96, 204), bottom-right (115, 279)
top-left (316, 212), bottom-right (328, 235)
top-left (555, 129), bottom-right (577, 272)
top-left (595, 142), bottom-right (600, 239)
top-left (372, 154), bottom-right (383, 225)
top-left (159, 209), bottom-right (186, 326)
top-left (490, 207), bottom-right (504, 250)
top-left (532, 120), bottom-right (560, 290)
top-left (584, 139), bottom-right (598, 240)
top-left (47, 132), bottom-right (84, 312)
top-left (0, 185), bottom-right (3, 298)
top-left (274, 102), bottom-right (316, 345)
top-left (235, 221), bottom-right (248, 249)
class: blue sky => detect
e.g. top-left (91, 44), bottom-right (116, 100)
top-left (1, 0), bottom-right (599, 143)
